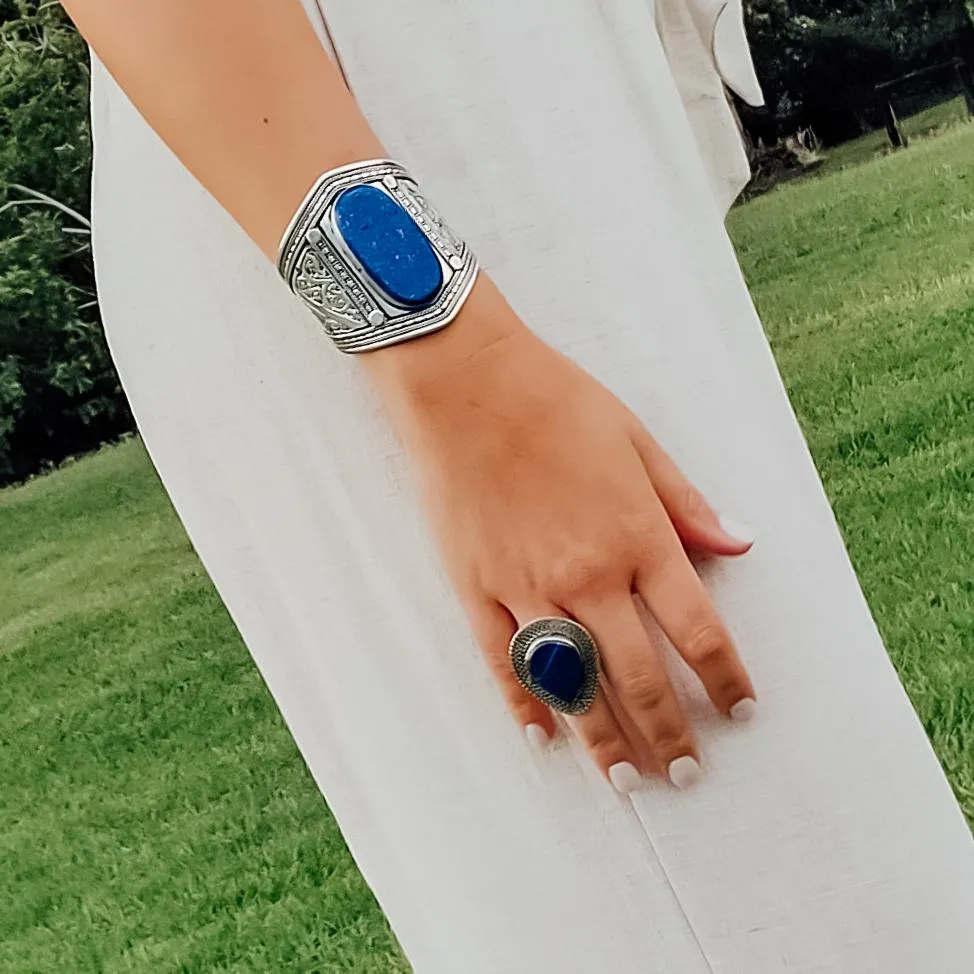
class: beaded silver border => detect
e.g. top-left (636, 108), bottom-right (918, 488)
top-left (509, 616), bottom-right (600, 716)
top-left (277, 159), bottom-right (478, 353)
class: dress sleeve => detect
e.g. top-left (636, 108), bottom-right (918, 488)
top-left (653, 0), bottom-right (764, 214)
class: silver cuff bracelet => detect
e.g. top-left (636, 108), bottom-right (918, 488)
top-left (277, 159), bottom-right (479, 353)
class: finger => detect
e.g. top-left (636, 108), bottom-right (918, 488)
top-left (633, 533), bottom-right (757, 722)
top-left (602, 677), bottom-right (662, 775)
top-left (628, 424), bottom-right (754, 555)
top-left (464, 595), bottom-right (558, 749)
top-left (565, 686), bottom-right (645, 794)
top-left (508, 601), bottom-right (646, 794)
top-left (574, 593), bottom-right (701, 790)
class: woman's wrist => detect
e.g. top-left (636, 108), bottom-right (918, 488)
top-left (357, 274), bottom-right (531, 410)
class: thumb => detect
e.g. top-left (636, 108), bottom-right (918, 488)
top-left (628, 424), bottom-right (754, 556)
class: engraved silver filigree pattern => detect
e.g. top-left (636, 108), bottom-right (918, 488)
top-left (293, 250), bottom-right (366, 334)
top-left (509, 616), bottom-right (601, 716)
top-left (278, 159), bottom-right (478, 353)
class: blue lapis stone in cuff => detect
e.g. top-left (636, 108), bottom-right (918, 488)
top-left (528, 640), bottom-right (586, 706)
top-left (334, 184), bottom-right (443, 307)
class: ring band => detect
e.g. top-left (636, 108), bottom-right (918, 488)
top-left (509, 616), bottom-right (600, 716)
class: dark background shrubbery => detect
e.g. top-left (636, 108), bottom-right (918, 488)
top-left (744, 0), bottom-right (974, 144)
top-left (0, 0), bottom-right (972, 486)
top-left (0, 1), bottom-right (130, 487)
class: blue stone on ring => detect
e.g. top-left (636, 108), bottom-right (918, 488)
top-left (509, 617), bottom-right (600, 715)
top-left (528, 640), bottom-right (586, 708)
top-left (333, 184), bottom-right (443, 307)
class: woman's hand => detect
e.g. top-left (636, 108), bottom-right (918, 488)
top-left (363, 277), bottom-right (757, 792)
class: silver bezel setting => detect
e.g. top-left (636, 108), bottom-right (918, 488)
top-left (509, 616), bottom-right (600, 716)
top-left (277, 159), bottom-right (479, 353)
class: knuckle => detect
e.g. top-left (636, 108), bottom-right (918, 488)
top-left (636, 547), bottom-right (679, 588)
top-left (651, 719), bottom-right (692, 756)
top-left (479, 638), bottom-right (509, 667)
top-left (681, 483), bottom-right (709, 519)
top-left (616, 666), bottom-right (670, 712)
top-left (509, 696), bottom-right (542, 725)
top-left (583, 725), bottom-right (628, 768)
top-left (622, 507), bottom-right (665, 546)
top-left (549, 554), bottom-right (612, 602)
top-left (684, 623), bottom-right (730, 671)
top-left (483, 642), bottom-right (516, 674)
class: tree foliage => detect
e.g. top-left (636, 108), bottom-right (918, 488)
top-left (744, 0), bottom-right (974, 142)
top-left (0, 1), bottom-right (131, 486)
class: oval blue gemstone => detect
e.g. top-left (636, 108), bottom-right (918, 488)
top-left (334, 185), bottom-right (443, 307)
top-left (528, 640), bottom-right (585, 706)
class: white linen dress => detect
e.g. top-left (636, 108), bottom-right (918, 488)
top-left (88, 1), bottom-right (974, 971)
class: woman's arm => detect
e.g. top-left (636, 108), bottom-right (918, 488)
top-left (63, 0), bottom-right (757, 790)
top-left (64, 0), bottom-right (377, 258)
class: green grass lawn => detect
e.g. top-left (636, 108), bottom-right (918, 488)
top-left (0, 440), bottom-right (408, 972)
top-left (727, 122), bottom-right (974, 816)
top-left (2, 123), bottom-right (973, 971)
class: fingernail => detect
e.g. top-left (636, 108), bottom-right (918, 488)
top-left (730, 697), bottom-right (757, 723)
top-left (667, 755), bottom-right (702, 790)
top-left (718, 514), bottom-right (755, 546)
top-left (525, 723), bottom-right (550, 754)
top-left (608, 761), bottom-right (643, 794)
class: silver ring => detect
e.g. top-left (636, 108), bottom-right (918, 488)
top-left (509, 616), bottom-right (600, 716)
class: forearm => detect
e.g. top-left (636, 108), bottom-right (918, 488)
top-left (63, 0), bottom-right (379, 259)
top-left (62, 0), bottom-right (524, 394)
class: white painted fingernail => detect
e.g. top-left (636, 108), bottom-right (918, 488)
top-left (608, 761), bottom-right (643, 794)
top-left (730, 697), bottom-right (757, 723)
top-left (718, 514), bottom-right (755, 545)
top-left (667, 755), bottom-right (702, 790)
top-left (525, 723), bottom-right (550, 754)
